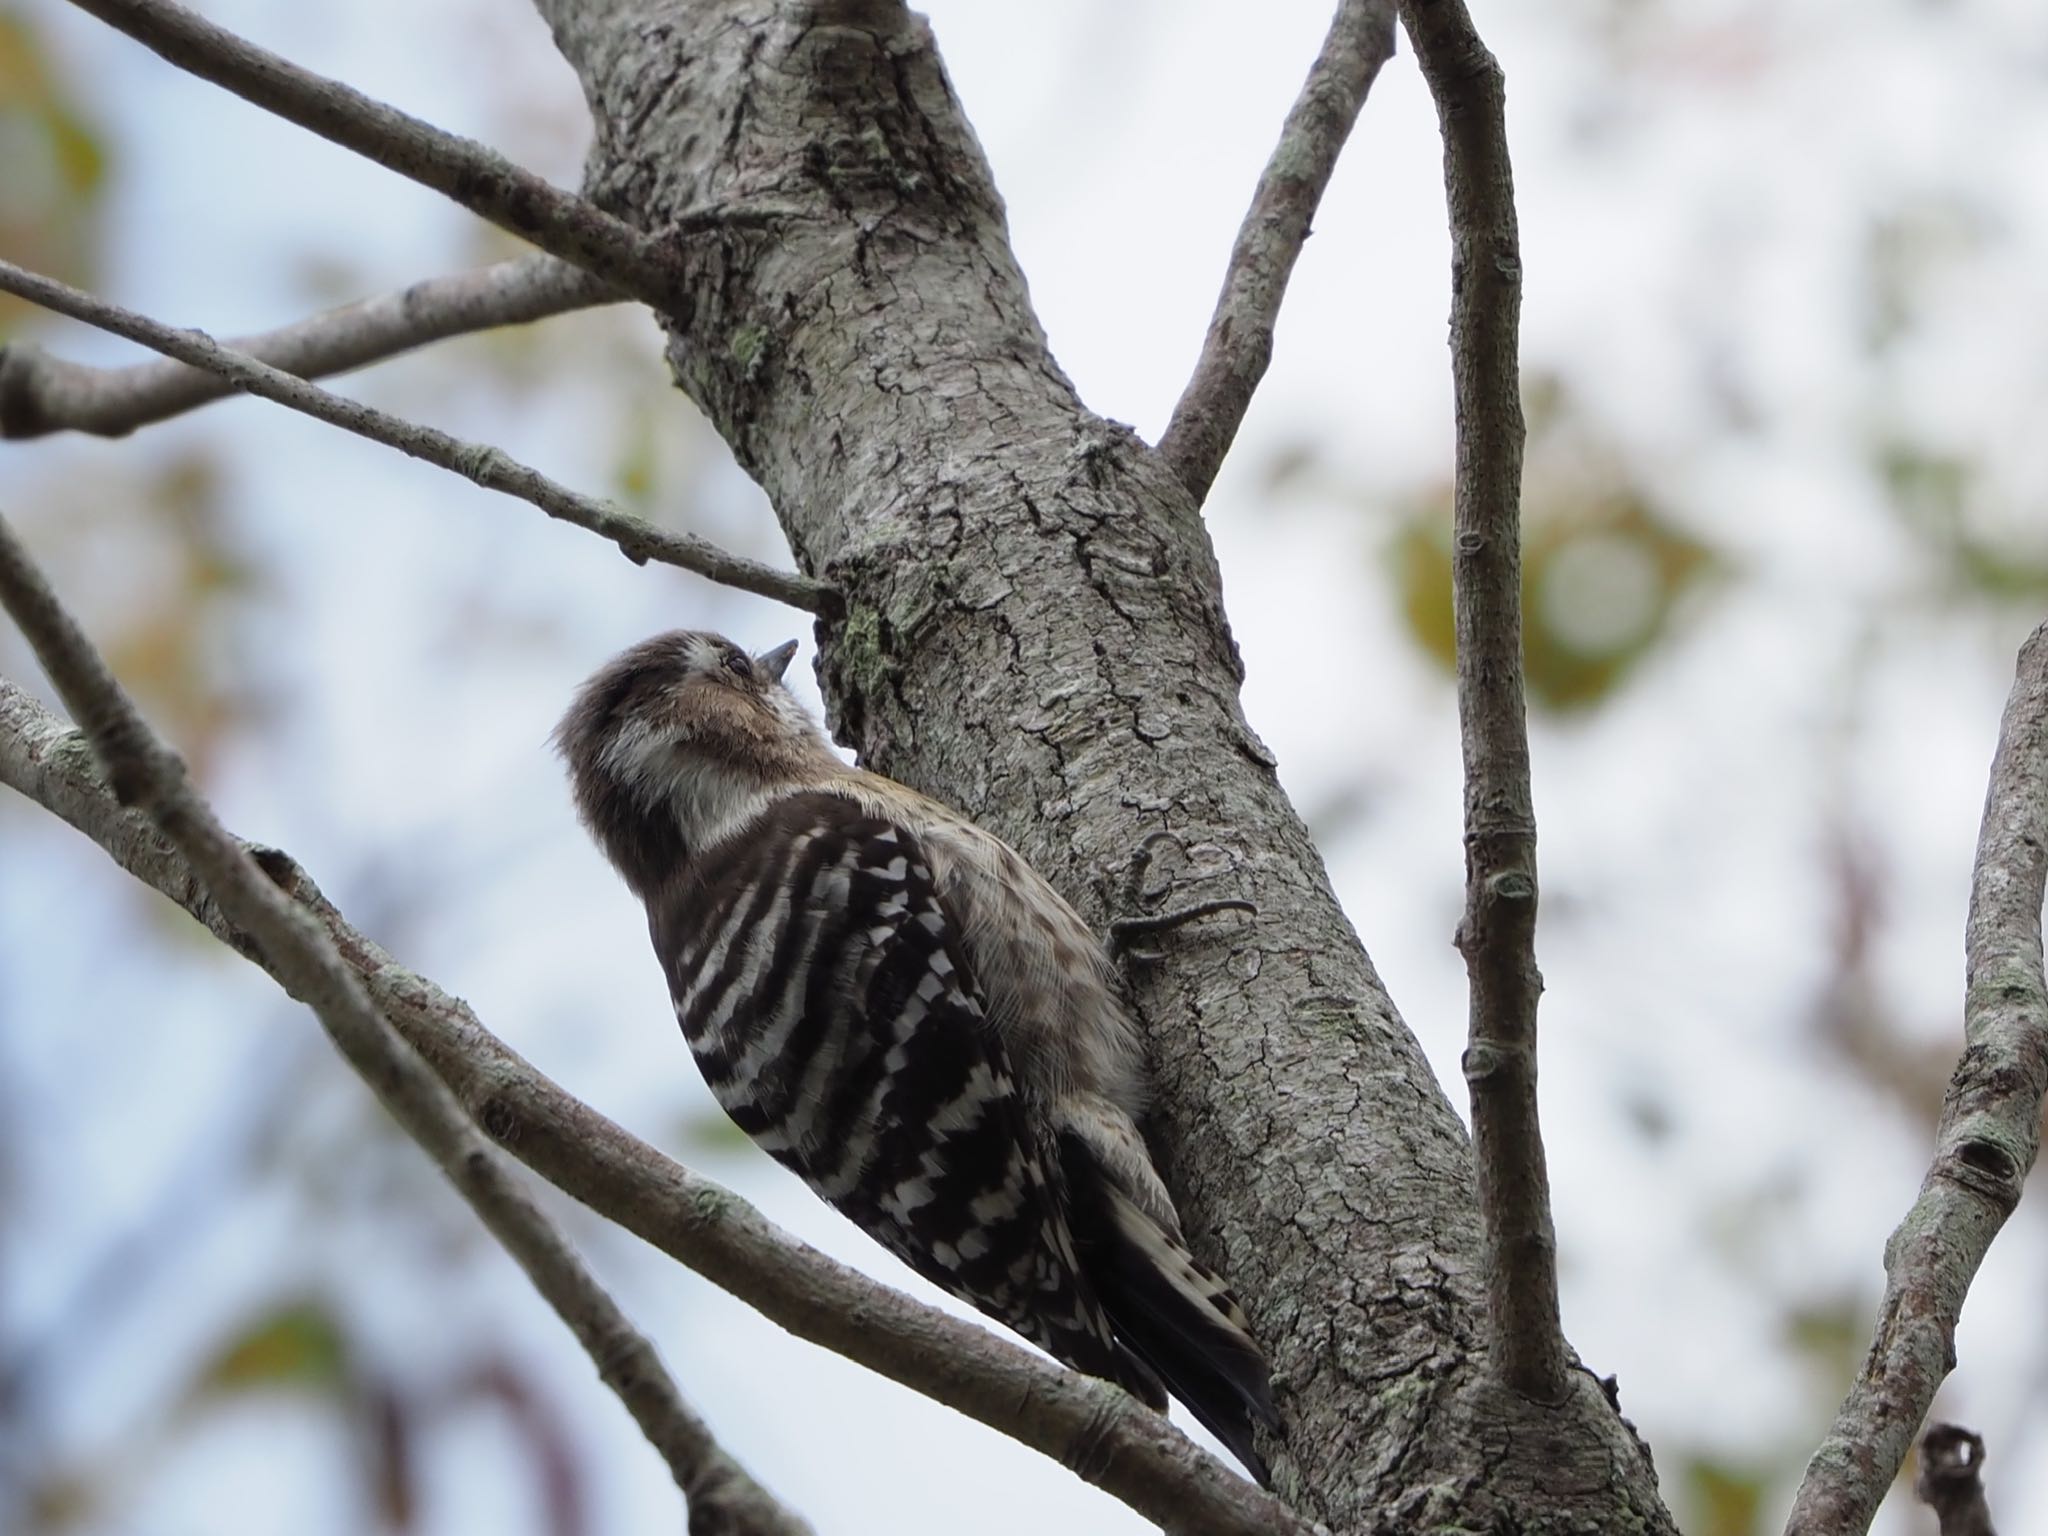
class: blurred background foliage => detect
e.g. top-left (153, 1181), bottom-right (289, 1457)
top-left (1, 1), bottom-right (2045, 1533)
top-left (0, 11), bottom-right (104, 327)
top-left (1387, 373), bottom-right (1723, 712)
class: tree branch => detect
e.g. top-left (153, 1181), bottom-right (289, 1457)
top-left (0, 260), bottom-right (831, 614)
top-left (1396, 0), bottom-right (1566, 1403)
top-left (1155, 0), bottom-right (1397, 505)
top-left (0, 681), bottom-right (1312, 1536)
top-left (1914, 1424), bottom-right (1998, 1536)
top-left (1785, 624), bottom-right (2048, 1536)
top-left (0, 520), bottom-right (807, 1536)
top-left (61, 0), bottom-right (684, 308)
top-left (531, 3), bottom-right (1674, 1524)
top-left (1, 254), bottom-right (618, 440)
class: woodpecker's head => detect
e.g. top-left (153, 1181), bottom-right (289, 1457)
top-left (554, 630), bottom-right (837, 891)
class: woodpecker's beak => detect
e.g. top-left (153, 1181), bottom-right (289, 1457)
top-left (757, 640), bottom-right (800, 682)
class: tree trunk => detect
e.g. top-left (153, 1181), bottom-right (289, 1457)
top-left (535, 0), bottom-right (1674, 1526)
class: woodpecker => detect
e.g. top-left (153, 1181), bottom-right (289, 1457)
top-left (555, 630), bottom-right (1276, 1478)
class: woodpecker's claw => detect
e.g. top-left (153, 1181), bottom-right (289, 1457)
top-left (1109, 898), bottom-right (1258, 954)
top-left (1112, 831), bottom-right (1256, 957)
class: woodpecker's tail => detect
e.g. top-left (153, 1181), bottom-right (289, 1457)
top-left (1058, 1133), bottom-right (1278, 1484)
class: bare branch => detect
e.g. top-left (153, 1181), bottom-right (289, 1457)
top-left (0, 680), bottom-right (1315, 1536)
top-left (62, 0), bottom-right (681, 307)
top-left (1155, 0), bottom-right (1397, 505)
top-left (0, 521), bottom-right (808, 1536)
top-left (1396, 0), bottom-right (1567, 1402)
top-left (1, 254), bottom-right (618, 440)
top-left (1786, 624), bottom-right (2048, 1536)
top-left (0, 260), bottom-right (832, 615)
top-left (1914, 1424), bottom-right (1998, 1536)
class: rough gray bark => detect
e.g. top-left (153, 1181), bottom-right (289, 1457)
top-left (536, 0), bottom-right (1671, 1527)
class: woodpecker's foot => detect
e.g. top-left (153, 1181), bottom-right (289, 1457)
top-left (1112, 831), bottom-right (1256, 958)
top-left (1121, 828), bottom-right (1184, 911)
top-left (1110, 898), bottom-right (1257, 948)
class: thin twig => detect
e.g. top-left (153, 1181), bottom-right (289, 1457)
top-left (0, 260), bottom-right (832, 615)
top-left (0, 520), bottom-right (808, 1536)
top-left (1785, 625), bottom-right (2048, 1536)
top-left (1155, 0), bottom-right (1397, 506)
top-left (1397, 0), bottom-right (1567, 1403)
top-left (0, 680), bottom-right (1315, 1536)
top-left (1, 254), bottom-right (618, 440)
top-left (1914, 1424), bottom-right (1998, 1536)
top-left (62, 0), bottom-right (681, 309)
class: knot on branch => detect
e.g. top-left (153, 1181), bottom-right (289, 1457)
top-left (1485, 870), bottom-right (1535, 904)
top-left (1461, 1039), bottom-right (1529, 1084)
top-left (1943, 1133), bottom-right (2023, 1208)
top-left (248, 844), bottom-right (307, 894)
top-left (478, 1095), bottom-right (522, 1146)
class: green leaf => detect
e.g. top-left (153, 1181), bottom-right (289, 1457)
top-left (194, 1299), bottom-right (352, 1397)
top-left (1783, 1292), bottom-right (1868, 1391)
top-left (1680, 1455), bottom-right (1768, 1536)
top-left (0, 13), bottom-right (112, 326)
top-left (1877, 439), bottom-right (2048, 604)
top-left (613, 402), bottom-right (661, 508)
top-left (1390, 375), bottom-right (1722, 713)
top-left (1390, 488), bottom-right (1718, 713)
top-left (675, 1105), bottom-right (761, 1157)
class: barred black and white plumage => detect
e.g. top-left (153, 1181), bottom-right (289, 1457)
top-left (554, 629), bottom-right (1277, 1479)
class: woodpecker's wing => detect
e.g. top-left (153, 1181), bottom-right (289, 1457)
top-left (649, 790), bottom-right (1166, 1405)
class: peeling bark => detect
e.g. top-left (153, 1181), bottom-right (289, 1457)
top-left (535, 0), bottom-right (1672, 1526)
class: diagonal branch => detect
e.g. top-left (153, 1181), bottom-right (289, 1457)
top-left (0, 680), bottom-right (1314, 1536)
top-left (1, 253), bottom-right (619, 440)
top-left (1155, 0), bottom-right (1397, 506)
top-left (1785, 624), bottom-right (2048, 1536)
top-left (0, 260), bottom-right (831, 615)
top-left (0, 518), bottom-right (809, 1536)
top-left (1397, 0), bottom-right (1567, 1402)
top-left (62, 0), bottom-right (682, 308)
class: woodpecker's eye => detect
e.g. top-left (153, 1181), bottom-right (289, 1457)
top-left (721, 648), bottom-right (752, 679)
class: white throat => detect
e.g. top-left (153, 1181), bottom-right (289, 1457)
top-left (666, 757), bottom-right (776, 855)
top-left (599, 718), bottom-right (777, 855)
